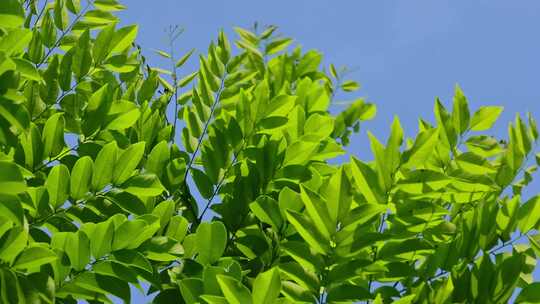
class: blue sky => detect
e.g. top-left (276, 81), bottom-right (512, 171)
top-left (115, 0), bottom-right (540, 302)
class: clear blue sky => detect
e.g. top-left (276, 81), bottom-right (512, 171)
top-left (115, 1), bottom-right (540, 302)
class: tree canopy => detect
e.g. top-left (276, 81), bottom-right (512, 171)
top-left (1, 0), bottom-right (540, 303)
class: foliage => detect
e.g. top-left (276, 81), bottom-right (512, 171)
top-left (0, 0), bottom-right (540, 303)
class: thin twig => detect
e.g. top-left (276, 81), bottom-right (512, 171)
top-left (34, 144), bottom-right (79, 172)
top-left (183, 72), bottom-right (227, 181)
top-left (33, 78), bottom-right (85, 121)
top-left (37, 0), bottom-right (93, 68)
top-left (32, 0), bottom-right (49, 28)
top-left (197, 152), bottom-right (239, 222)
top-left (488, 233), bottom-right (526, 256)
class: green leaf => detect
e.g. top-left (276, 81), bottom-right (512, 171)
top-left (121, 174), bottom-right (165, 197)
top-left (279, 262), bottom-right (319, 292)
top-left (395, 170), bottom-right (451, 194)
top-left (70, 156), bottom-right (93, 200)
top-left (236, 40), bottom-right (263, 60)
top-left (252, 267), bottom-right (281, 304)
top-left (84, 220), bottom-right (114, 259)
top-left (178, 71), bottom-right (198, 88)
top-left (285, 209), bottom-right (329, 254)
top-left (434, 277), bottom-right (454, 303)
top-left (324, 167), bottom-right (352, 224)
top-left (151, 200), bottom-right (175, 229)
top-left (185, 109), bottom-right (203, 138)
top-left (176, 49), bottom-right (195, 67)
top-left (377, 238), bottom-right (433, 260)
top-left (154, 49), bottom-right (171, 58)
top-left (452, 84), bottom-right (470, 134)
top-left (386, 116), bottom-right (403, 172)
top-left (12, 58), bottom-right (42, 81)
top-left (234, 27), bottom-right (258, 44)
top-left (53, 0), bottom-right (69, 30)
top-left (113, 142), bottom-right (145, 185)
top-left (0, 100), bottom-right (29, 133)
top-left (249, 195), bottom-right (283, 230)
top-left (260, 26), bottom-right (277, 39)
top-left (92, 260), bottom-right (138, 284)
top-left (202, 265), bottom-right (227, 295)
top-left (350, 156), bottom-right (383, 204)
top-left (281, 281), bottom-right (314, 302)
top-left (0, 161), bottom-right (26, 194)
top-left (110, 25), bottom-right (138, 54)
top-left (192, 168), bottom-right (214, 199)
top-left (59, 48), bottom-right (73, 90)
top-left (329, 64), bottom-right (338, 78)
top-left (112, 250), bottom-right (153, 273)
top-left (283, 141), bottom-right (319, 166)
top-left (327, 259), bottom-right (373, 284)
top-left (64, 231), bottom-right (91, 271)
top-left (529, 112), bottom-right (538, 140)
top-left (0, 52), bottom-right (15, 76)
top-left (199, 55), bottom-right (220, 90)
top-left (72, 30), bottom-right (93, 78)
top-left (341, 203), bottom-right (386, 231)
top-left (45, 164), bottom-right (70, 209)
top-left (105, 106), bottom-right (140, 130)
top-left (281, 241), bottom-right (324, 272)
top-left (72, 272), bottom-right (130, 303)
top-left (368, 131), bottom-right (392, 192)
top-left (265, 38), bottom-right (292, 55)
top-left (56, 282), bottom-right (109, 302)
top-left (0, 28), bottom-right (32, 55)
top-left (66, 0), bottom-right (81, 13)
top-left (200, 295), bottom-right (228, 304)
top-left (42, 113), bottom-right (65, 158)
top-left (166, 216), bottom-right (189, 242)
top-left (179, 278), bottom-right (204, 304)
top-left (145, 140), bottom-right (170, 176)
top-left (466, 135), bottom-right (503, 158)
top-left (304, 113), bottom-right (334, 139)
top-left (83, 9), bottom-right (119, 26)
top-left (94, 0), bottom-right (126, 11)
top-left (0, 0), bottom-right (24, 28)
top-left (0, 227), bottom-right (27, 264)
top-left (93, 23), bottom-right (116, 64)
top-left (196, 221), bottom-right (227, 265)
top-left (300, 185), bottom-right (334, 237)
top-left (518, 196), bottom-right (540, 233)
top-left (12, 245), bottom-right (56, 270)
top-left (327, 284), bottom-right (371, 302)
top-left (341, 80), bottom-right (360, 92)
top-left (402, 128), bottom-right (439, 168)
top-left (0, 194), bottom-right (23, 226)
top-left (516, 282), bottom-right (540, 303)
top-left (470, 106), bottom-right (504, 131)
top-left (106, 190), bottom-right (147, 215)
top-left (92, 141), bottom-right (118, 191)
top-left (112, 219), bottom-right (149, 250)
top-left (140, 236), bottom-right (183, 261)
top-left (217, 275), bottom-right (252, 304)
